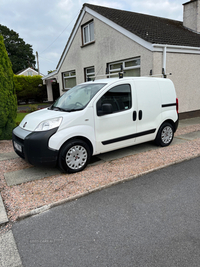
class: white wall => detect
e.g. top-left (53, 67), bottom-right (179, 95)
top-left (46, 80), bottom-right (53, 102)
top-left (153, 51), bottom-right (200, 113)
top-left (57, 11), bottom-right (200, 114)
top-left (167, 52), bottom-right (200, 113)
top-left (58, 12), bottom-right (152, 91)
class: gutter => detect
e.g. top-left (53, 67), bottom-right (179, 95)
top-left (152, 43), bottom-right (200, 53)
top-left (42, 70), bottom-right (58, 81)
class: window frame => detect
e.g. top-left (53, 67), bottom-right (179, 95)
top-left (84, 66), bottom-right (95, 81)
top-left (108, 57), bottom-right (141, 77)
top-left (62, 70), bottom-right (76, 91)
top-left (82, 20), bottom-right (95, 46)
top-left (27, 71), bottom-right (33, 76)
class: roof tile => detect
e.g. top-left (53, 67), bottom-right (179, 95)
top-left (85, 3), bottom-right (200, 47)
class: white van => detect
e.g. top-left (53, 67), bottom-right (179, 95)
top-left (13, 77), bottom-right (179, 173)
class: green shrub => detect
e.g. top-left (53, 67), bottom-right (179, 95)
top-left (14, 75), bottom-right (47, 103)
top-left (0, 35), bottom-right (17, 140)
top-left (29, 104), bottom-right (38, 112)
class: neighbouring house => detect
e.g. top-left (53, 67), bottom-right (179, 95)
top-left (16, 67), bottom-right (42, 76)
top-left (42, 0), bottom-right (200, 118)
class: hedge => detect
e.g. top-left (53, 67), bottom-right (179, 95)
top-left (14, 75), bottom-right (47, 103)
top-left (0, 35), bottom-right (17, 140)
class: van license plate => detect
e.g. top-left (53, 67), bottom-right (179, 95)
top-left (14, 141), bottom-right (22, 152)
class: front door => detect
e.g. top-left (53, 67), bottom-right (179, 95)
top-left (94, 82), bottom-right (137, 154)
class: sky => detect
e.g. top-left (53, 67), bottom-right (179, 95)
top-left (0, 0), bottom-right (185, 75)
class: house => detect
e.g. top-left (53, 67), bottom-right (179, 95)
top-left (43, 0), bottom-right (200, 118)
top-left (16, 67), bottom-right (42, 76)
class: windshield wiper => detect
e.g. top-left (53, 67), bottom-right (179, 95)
top-left (50, 106), bottom-right (68, 112)
top-left (50, 106), bottom-right (84, 112)
top-left (65, 108), bottom-right (84, 112)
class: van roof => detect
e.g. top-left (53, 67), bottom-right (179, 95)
top-left (83, 76), bottom-right (171, 85)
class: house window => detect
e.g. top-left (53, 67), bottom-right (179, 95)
top-left (108, 58), bottom-right (140, 77)
top-left (85, 66), bottom-right (95, 81)
top-left (63, 70), bottom-right (76, 90)
top-left (82, 21), bottom-right (94, 45)
top-left (27, 71), bottom-right (33, 76)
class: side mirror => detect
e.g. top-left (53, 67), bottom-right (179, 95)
top-left (102, 103), bottom-right (113, 114)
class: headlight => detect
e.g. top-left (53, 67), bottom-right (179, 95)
top-left (34, 117), bottom-right (62, 131)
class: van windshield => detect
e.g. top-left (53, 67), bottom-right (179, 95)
top-left (50, 83), bottom-right (106, 112)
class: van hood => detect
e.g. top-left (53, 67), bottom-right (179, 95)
top-left (19, 108), bottom-right (65, 132)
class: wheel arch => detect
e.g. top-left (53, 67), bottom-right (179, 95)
top-left (155, 120), bottom-right (175, 147)
top-left (58, 136), bottom-right (94, 156)
top-left (159, 119), bottom-right (176, 132)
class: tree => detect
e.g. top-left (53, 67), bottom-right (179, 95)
top-left (0, 24), bottom-right (36, 74)
top-left (0, 35), bottom-right (17, 140)
top-left (48, 70), bottom-right (56, 74)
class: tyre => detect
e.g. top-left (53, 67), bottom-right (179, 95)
top-left (155, 122), bottom-right (174, 147)
top-left (58, 139), bottom-right (91, 173)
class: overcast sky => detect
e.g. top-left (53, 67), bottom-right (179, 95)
top-left (0, 0), bottom-right (185, 75)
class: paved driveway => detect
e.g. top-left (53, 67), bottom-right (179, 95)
top-left (12, 157), bottom-right (200, 267)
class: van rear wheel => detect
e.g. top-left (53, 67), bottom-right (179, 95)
top-left (58, 139), bottom-right (91, 173)
top-left (155, 122), bottom-right (174, 147)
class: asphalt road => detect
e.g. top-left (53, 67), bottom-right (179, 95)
top-left (12, 157), bottom-right (200, 267)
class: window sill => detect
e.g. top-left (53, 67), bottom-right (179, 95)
top-left (81, 41), bottom-right (95, 48)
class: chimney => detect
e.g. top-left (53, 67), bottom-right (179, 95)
top-left (183, 0), bottom-right (200, 32)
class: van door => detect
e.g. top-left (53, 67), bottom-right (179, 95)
top-left (94, 82), bottom-right (137, 154)
top-left (134, 79), bottom-right (162, 144)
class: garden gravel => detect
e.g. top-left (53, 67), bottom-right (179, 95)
top-left (0, 124), bottom-right (200, 233)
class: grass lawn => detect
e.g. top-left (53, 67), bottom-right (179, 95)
top-left (16, 103), bottom-right (51, 125)
top-left (18, 103), bottom-right (50, 109)
top-left (16, 112), bottom-right (29, 124)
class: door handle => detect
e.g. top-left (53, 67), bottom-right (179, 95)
top-left (139, 110), bottom-right (142, 120)
top-left (133, 111), bottom-right (137, 121)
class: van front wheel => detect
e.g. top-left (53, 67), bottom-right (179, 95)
top-left (155, 123), bottom-right (174, 147)
top-left (58, 139), bottom-right (91, 173)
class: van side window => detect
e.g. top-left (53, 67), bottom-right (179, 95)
top-left (97, 84), bottom-right (132, 116)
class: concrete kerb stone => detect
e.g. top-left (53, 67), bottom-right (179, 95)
top-left (0, 230), bottom-right (23, 267)
top-left (0, 194), bottom-right (9, 225)
top-left (0, 152), bottom-right (18, 161)
top-left (16, 153), bottom-right (200, 222)
top-left (4, 167), bottom-right (61, 187)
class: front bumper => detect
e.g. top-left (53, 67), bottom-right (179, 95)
top-left (174, 117), bottom-right (179, 132)
top-left (12, 126), bottom-right (59, 167)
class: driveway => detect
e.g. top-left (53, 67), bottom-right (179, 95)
top-left (11, 157), bottom-right (200, 267)
top-left (0, 117), bottom-right (200, 225)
